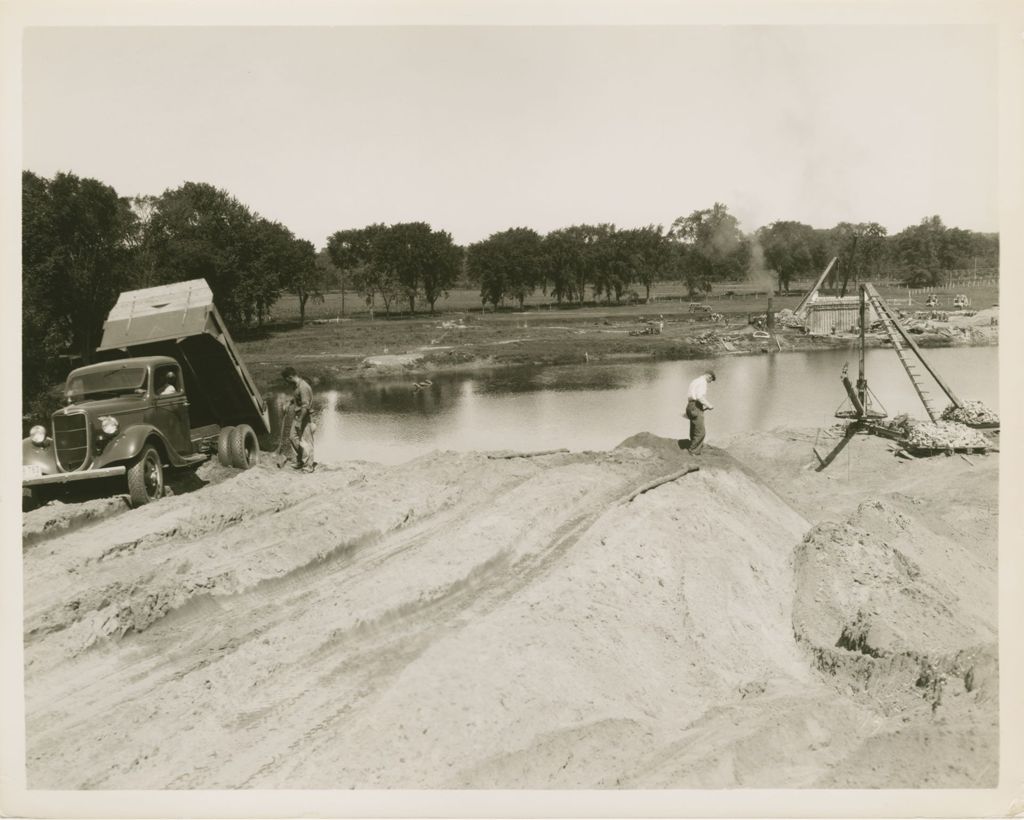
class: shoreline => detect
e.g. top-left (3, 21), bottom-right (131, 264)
top-left (244, 323), bottom-right (998, 388)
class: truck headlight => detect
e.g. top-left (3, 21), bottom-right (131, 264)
top-left (99, 416), bottom-right (119, 435)
top-left (30, 425), bottom-right (47, 445)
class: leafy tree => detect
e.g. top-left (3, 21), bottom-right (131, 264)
top-left (390, 222), bottom-right (435, 315)
top-left (22, 171), bottom-right (68, 411)
top-left (314, 248), bottom-right (343, 313)
top-left (542, 228), bottom-right (583, 304)
top-left (22, 171), bottom-right (139, 369)
top-left (358, 224), bottom-right (402, 316)
top-left (570, 224), bottom-right (608, 304)
top-left (242, 218), bottom-right (309, 326)
top-left (326, 224), bottom-right (391, 315)
top-left (328, 222), bottom-right (458, 316)
top-left (823, 222), bottom-right (888, 294)
top-left (889, 216), bottom-right (970, 285)
top-left (327, 227), bottom-right (375, 315)
top-left (585, 224), bottom-right (624, 303)
top-left (260, 227), bottom-right (320, 326)
top-left (127, 194), bottom-right (159, 283)
top-left (967, 232), bottom-right (999, 269)
top-left (142, 182), bottom-right (263, 326)
top-left (756, 221), bottom-right (818, 293)
top-left (610, 225), bottom-right (669, 302)
top-left (669, 203), bottom-right (751, 296)
top-left (420, 231), bottom-right (462, 313)
top-left (467, 227), bottom-right (545, 309)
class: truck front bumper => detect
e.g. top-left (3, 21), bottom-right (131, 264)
top-left (23, 466), bottom-right (127, 487)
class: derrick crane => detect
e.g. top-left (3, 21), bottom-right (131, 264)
top-left (860, 284), bottom-right (963, 422)
top-left (834, 285), bottom-right (887, 422)
top-left (834, 284), bottom-right (966, 423)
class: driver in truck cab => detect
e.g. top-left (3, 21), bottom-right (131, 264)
top-left (158, 369), bottom-right (179, 395)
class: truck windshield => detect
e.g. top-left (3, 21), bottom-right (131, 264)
top-left (66, 368), bottom-right (148, 400)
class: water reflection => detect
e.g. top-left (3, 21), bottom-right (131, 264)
top-left (272, 347), bottom-right (998, 465)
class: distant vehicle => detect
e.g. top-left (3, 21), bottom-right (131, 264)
top-left (953, 294), bottom-right (969, 308)
top-left (925, 294), bottom-right (938, 307)
top-left (22, 280), bottom-right (271, 508)
top-left (688, 303), bottom-right (713, 313)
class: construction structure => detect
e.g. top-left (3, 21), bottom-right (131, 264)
top-left (794, 258), bottom-right (878, 336)
top-left (832, 283), bottom-right (966, 424)
top-left (815, 282), bottom-right (994, 467)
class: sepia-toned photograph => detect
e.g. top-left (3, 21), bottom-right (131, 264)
top-left (2, 2), bottom-right (1022, 817)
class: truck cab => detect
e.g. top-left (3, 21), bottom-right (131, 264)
top-left (23, 280), bottom-right (270, 508)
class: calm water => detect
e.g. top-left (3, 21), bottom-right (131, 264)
top-left (284, 347), bottom-right (999, 465)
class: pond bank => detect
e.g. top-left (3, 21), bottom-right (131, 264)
top-left (241, 304), bottom-right (999, 387)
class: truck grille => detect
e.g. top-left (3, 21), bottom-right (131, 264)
top-left (53, 412), bottom-right (90, 471)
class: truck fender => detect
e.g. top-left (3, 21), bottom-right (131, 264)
top-left (95, 425), bottom-right (187, 468)
top-left (23, 437), bottom-right (58, 474)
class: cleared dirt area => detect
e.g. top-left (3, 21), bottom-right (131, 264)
top-left (238, 296), bottom-right (998, 387)
top-left (22, 429), bottom-right (997, 788)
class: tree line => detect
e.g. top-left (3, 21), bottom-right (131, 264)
top-left (22, 169), bottom-right (998, 411)
top-left (23, 171), bottom-right (324, 410)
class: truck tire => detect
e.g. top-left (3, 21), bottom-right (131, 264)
top-left (228, 424), bottom-right (260, 469)
top-left (217, 426), bottom-right (236, 466)
top-left (127, 445), bottom-right (164, 507)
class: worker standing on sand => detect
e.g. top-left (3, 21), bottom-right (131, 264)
top-left (282, 366), bottom-right (316, 472)
top-left (685, 369), bottom-right (716, 455)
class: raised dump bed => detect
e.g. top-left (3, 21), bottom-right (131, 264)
top-left (97, 280), bottom-right (270, 437)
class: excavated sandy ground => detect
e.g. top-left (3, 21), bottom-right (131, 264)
top-left (21, 429), bottom-right (997, 788)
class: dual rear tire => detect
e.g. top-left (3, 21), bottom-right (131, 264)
top-left (216, 424), bottom-right (260, 469)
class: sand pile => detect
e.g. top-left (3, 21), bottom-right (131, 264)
top-left (21, 431), bottom-right (997, 789)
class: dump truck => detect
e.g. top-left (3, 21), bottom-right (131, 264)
top-left (23, 280), bottom-right (271, 508)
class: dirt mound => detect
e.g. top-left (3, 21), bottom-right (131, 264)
top-left (793, 499), bottom-right (996, 698)
top-left (21, 431), bottom-right (998, 789)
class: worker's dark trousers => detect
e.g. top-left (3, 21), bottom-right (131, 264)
top-left (686, 400), bottom-right (706, 454)
top-left (290, 422), bottom-right (313, 466)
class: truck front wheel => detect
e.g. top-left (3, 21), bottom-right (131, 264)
top-left (127, 445), bottom-right (164, 507)
top-left (229, 424), bottom-right (260, 469)
top-left (217, 426), bottom-right (236, 466)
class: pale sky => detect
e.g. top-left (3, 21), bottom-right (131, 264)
top-left (23, 25), bottom-right (998, 247)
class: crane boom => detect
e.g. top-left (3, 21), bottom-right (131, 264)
top-left (861, 284), bottom-right (963, 420)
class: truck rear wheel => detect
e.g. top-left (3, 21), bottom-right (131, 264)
top-left (229, 424), bottom-right (260, 469)
top-left (127, 445), bottom-right (164, 507)
top-left (217, 426), bottom-right (236, 466)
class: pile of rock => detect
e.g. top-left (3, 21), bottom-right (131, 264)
top-left (778, 308), bottom-right (805, 329)
top-left (890, 415), bottom-right (988, 450)
top-left (941, 400), bottom-right (999, 427)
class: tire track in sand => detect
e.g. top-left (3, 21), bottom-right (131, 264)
top-left (26, 452), bottom-right (668, 788)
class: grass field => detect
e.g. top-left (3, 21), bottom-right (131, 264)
top-left (268, 280), bottom-right (999, 325)
top-left (237, 278), bottom-right (997, 389)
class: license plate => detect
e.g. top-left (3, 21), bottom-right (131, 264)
top-left (23, 464), bottom-right (44, 481)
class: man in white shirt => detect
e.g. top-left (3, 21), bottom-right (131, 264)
top-left (685, 369), bottom-right (716, 455)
